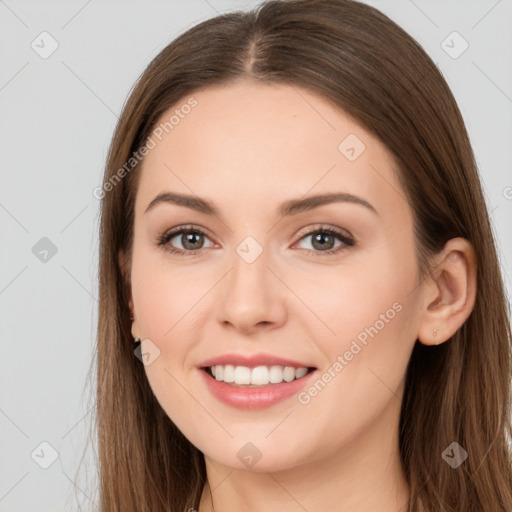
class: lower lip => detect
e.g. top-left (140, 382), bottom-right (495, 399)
top-left (198, 368), bottom-right (317, 410)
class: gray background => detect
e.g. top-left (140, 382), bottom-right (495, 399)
top-left (1, 0), bottom-right (511, 510)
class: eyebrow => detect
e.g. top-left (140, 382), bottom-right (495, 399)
top-left (144, 191), bottom-right (378, 217)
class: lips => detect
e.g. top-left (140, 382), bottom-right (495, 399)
top-left (197, 353), bottom-right (315, 369)
top-left (197, 353), bottom-right (318, 409)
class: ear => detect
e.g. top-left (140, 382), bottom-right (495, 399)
top-left (417, 237), bottom-right (477, 346)
top-left (118, 250), bottom-right (136, 330)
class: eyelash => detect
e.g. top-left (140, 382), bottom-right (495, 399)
top-left (156, 224), bottom-right (355, 257)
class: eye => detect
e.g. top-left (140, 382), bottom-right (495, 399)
top-left (156, 224), bottom-right (355, 257)
top-left (156, 225), bottom-right (214, 256)
top-left (293, 226), bottom-right (355, 256)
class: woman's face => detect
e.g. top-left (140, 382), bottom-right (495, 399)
top-left (127, 80), bottom-right (424, 471)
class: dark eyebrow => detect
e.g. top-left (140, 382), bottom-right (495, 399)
top-left (145, 192), bottom-right (217, 215)
top-left (144, 191), bottom-right (378, 216)
top-left (279, 192), bottom-right (377, 217)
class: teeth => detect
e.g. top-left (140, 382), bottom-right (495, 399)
top-left (209, 364), bottom-right (311, 385)
top-left (295, 367), bottom-right (308, 379)
top-left (223, 364), bottom-right (235, 383)
top-left (283, 366), bottom-right (295, 382)
top-left (234, 366), bottom-right (251, 384)
top-left (269, 365), bottom-right (284, 383)
top-left (251, 366), bottom-right (269, 385)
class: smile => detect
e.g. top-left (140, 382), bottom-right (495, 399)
top-left (207, 364), bottom-right (313, 386)
top-left (198, 363), bottom-right (318, 410)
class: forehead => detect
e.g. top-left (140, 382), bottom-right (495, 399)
top-left (135, 81), bottom-right (407, 221)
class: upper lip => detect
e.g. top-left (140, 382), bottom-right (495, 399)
top-left (198, 353), bottom-right (316, 369)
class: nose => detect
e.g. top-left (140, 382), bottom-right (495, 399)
top-left (216, 248), bottom-right (287, 335)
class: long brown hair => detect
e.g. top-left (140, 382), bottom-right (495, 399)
top-left (85, 0), bottom-right (512, 510)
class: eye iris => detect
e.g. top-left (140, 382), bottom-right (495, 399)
top-left (312, 232), bottom-right (335, 251)
top-left (167, 228), bottom-right (345, 253)
top-left (182, 232), bottom-right (203, 250)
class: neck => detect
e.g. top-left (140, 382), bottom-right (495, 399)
top-left (198, 401), bottom-right (410, 512)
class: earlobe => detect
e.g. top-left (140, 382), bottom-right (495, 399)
top-left (417, 238), bottom-right (477, 346)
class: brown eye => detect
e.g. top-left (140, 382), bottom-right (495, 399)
top-left (310, 232), bottom-right (337, 251)
top-left (295, 227), bottom-right (354, 256)
top-left (174, 231), bottom-right (205, 251)
top-left (157, 226), bottom-right (214, 255)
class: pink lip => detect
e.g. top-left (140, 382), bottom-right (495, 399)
top-left (198, 366), bottom-right (318, 410)
top-left (197, 353), bottom-right (315, 369)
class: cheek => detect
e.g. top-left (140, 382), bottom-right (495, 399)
top-left (299, 244), bottom-right (418, 394)
top-left (130, 254), bottom-right (206, 432)
top-left (293, 249), bottom-right (415, 342)
top-left (130, 242), bottom-right (210, 340)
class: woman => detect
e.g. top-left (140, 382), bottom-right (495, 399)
top-left (91, 0), bottom-right (512, 510)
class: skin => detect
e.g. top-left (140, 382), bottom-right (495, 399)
top-left (122, 80), bottom-right (477, 512)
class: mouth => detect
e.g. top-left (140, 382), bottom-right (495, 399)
top-left (201, 364), bottom-right (317, 387)
top-left (196, 353), bottom-right (319, 409)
